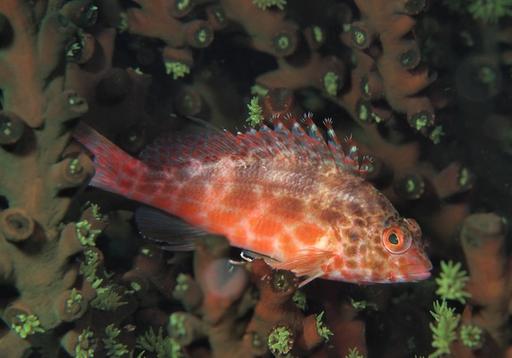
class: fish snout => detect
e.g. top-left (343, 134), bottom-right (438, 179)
top-left (402, 251), bottom-right (433, 281)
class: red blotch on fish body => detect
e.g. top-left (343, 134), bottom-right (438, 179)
top-left (230, 226), bottom-right (249, 247)
top-left (250, 217), bottom-right (283, 238)
top-left (270, 196), bottom-right (305, 221)
top-left (149, 195), bottom-right (174, 210)
top-left (279, 233), bottom-right (296, 257)
top-left (118, 177), bottom-right (134, 191)
top-left (222, 186), bottom-right (259, 210)
top-left (332, 255), bottom-right (344, 269)
top-left (294, 223), bottom-right (325, 245)
top-left (121, 162), bottom-right (138, 177)
top-left (136, 182), bottom-right (156, 196)
top-left (252, 236), bottom-right (274, 254)
top-left (178, 182), bottom-right (207, 204)
top-left (177, 202), bottom-right (200, 218)
top-left (207, 209), bottom-right (240, 229)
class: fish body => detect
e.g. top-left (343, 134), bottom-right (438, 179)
top-left (74, 116), bottom-right (431, 285)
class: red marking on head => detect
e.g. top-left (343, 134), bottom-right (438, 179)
top-left (294, 223), bottom-right (325, 245)
top-left (345, 245), bottom-right (357, 257)
top-left (340, 269), bottom-right (355, 281)
top-left (332, 256), bottom-right (344, 268)
top-left (318, 209), bottom-right (342, 224)
top-left (345, 259), bottom-right (357, 269)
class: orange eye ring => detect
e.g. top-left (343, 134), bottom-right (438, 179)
top-left (382, 226), bottom-right (410, 254)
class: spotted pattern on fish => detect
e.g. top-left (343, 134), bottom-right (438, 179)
top-left (73, 115), bottom-right (432, 285)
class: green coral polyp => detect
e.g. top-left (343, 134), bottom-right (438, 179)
top-left (76, 328), bottom-right (96, 357)
top-left (103, 324), bottom-right (129, 357)
top-left (195, 27), bottom-right (212, 45)
top-left (275, 34), bottom-right (291, 51)
top-left (89, 203), bottom-right (103, 221)
top-left (323, 71), bottom-right (340, 96)
top-left (253, 0), bottom-right (287, 10)
top-left (429, 125), bottom-right (444, 144)
top-left (458, 167), bottom-right (473, 188)
top-left (435, 260), bottom-right (471, 304)
top-left (68, 158), bottom-right (83, 175)
top-left (165, 61), bottom-right (190, 80)
top-left (315, 311), bottom-right (333, 341)
top-left (429, 300), bottom-right (460, 358)
top-left (174, 273), bottom-right (190, 293)
top-left (312, 26), bottom-right (324, 44)
top-left (176, 0), bottom-right (191, 12)
top-left (405, 179), bottom-right (417, 193)
top-left (411, 111), bottom-right (433, 131)
top-left (468, 0), bottom-right (512, 23)
top-left (169, 313), bottom-right (187, 338)
top-left (357, 101), bottom-right (370, 122)
top-left (76, 219), bottom-right (101, 247)
top-left (459, 324), bottom-right (483, 349)
top-left (267, 325), bottom-right (294, 355)
top-left (11, 313), bottom-right (45, 339)
top-left (361, 76), bottom-right (370, 97)
top-left (345, 347), bottom-right (364, 358)
top-left (400, 49), bottom-right (418, 68)
top-left (136, 327), bottom-right (183, 358)
top-left (292, 290), bottom-right (307, 311)
top-left (66, 288), bottom-right (83, 313)
top-left (246, 96), bottom-right (264, 127)
top-left (90, 279), bottom-right (127, 311)
top-left (352, 28), bottom-right (367, 47)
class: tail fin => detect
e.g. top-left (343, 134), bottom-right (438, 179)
top-left (73, 122), bottom-right (151, 201)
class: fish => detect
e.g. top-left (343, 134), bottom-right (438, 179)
top-left (73, 113), bottom-right (432, 286)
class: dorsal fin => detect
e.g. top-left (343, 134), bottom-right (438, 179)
top-left (139, 113), bottom-right (371, 177)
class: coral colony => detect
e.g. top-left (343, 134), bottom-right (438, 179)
top-left (0, 0), bottom-right (510, 357)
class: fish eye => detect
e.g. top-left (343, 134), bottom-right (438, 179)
top-left (382, 226), bottom-right (411, 254)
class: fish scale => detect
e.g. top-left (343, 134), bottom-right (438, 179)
top-left (74, 117), bottom-right (432, 286)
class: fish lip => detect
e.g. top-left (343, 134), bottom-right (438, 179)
top-left (407, 271), bottom-right (431, 280)
top-left (404, 260), bottom-right (433, 281)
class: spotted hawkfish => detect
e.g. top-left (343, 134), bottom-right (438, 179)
top-left (73, 114), bottom-right (432, 286)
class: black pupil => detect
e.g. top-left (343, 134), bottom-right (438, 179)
top-left (388, 233), bottom-right (399, 245)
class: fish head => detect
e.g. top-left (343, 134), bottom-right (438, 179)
top-left (328, 210), bottom-right (432, 283)
top-left (322, 183), bottom-right (432, 283)
top-left (364, 215), bottom-right (432, 283)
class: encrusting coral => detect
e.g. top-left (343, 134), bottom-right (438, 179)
top-left (0, 0), bottom-right (101, 355)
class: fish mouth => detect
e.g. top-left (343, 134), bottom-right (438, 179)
top-left (405, 260), bottom-right (433, 281)
top-left (407, 270), bottom-right (431, 281)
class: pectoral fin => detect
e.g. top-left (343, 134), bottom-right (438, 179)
top-left (135, 206), bottom-right (208, 251)
top-left (266, 249), bottom-right (332, 287)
